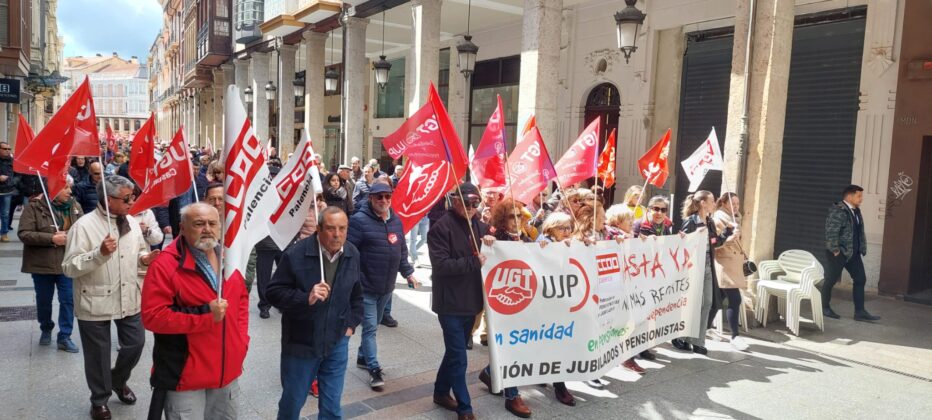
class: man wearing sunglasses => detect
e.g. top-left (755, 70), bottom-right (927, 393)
top-left (62, 175), bottom-right (159, 420)
top-left (347, 182), bottom-right (419, 390)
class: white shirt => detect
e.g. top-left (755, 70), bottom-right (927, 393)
top-left (843, 200), bottom-right (860, 224)
top-left (321, 245), bottom-right (344, 263)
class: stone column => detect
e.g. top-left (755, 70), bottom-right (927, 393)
top-left (517, 0), bottom-right (562, 154)
top-left (250, 52), bottom-right (271, 143)
top-left (406, 0), bottom-right (441, 116)
top-left (721, 0), bottom-right (795, 262)
top-left (279, 44), bottom-right (298, 157)
top-left (343, 17), bottom-right (369, 163)
top-left (214, 66), bottom-right (229, 149)
top-left (34, 95), bottom-right (47, 131)
top-left (303, 32), bottom-right (328, 151)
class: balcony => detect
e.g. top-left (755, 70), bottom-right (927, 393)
top-left (235, 0), bottom-right (264, 45)
top-left (293, 0), bottom-right (341, 24)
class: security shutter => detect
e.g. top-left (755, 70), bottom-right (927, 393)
top-left (674, 31), bottom-right (734, 226)
top-left (774, 14), bottom-right (866, 261)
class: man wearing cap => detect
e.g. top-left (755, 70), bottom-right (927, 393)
top-left (337, 164), bottom-right (356, 214)
top-left (427, 183), bottom-right (489, 420)
top-left (346, 182), bottom-right (419, 389)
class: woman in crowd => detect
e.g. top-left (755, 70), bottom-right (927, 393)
top-left (634, 195), bottom-right (675, 237)
top-left (674, 190), bottom-right (733, 355)
top-left (105, 152), bottom-right (126, 176)
top-left (712, 192), bottom-right (750, 351)
top-left (18, 176), bottom-right (83, 353)
top-left (572, 201), bottom-right (607, 243)
top-left (69, 157), bottom-right (90, 185)
top-left (623, 185), bottom-right (647, 220)
top-left (322, 172), bottom-right (352, 214)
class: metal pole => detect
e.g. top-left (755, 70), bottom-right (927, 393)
top-left (735, 0), bottom-right (756, 200)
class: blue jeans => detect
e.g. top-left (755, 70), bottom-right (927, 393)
top-left (0, 194), bottom-right (11, 235)
top-left (358, 292), bottom-right (391, 370)
top-left (33, 274), bottom-right (74, 341)
top-left (408, 217), bottom-right (429, 262)
top-left (482, 366), bottom-right (519, 399)
top-left (435, 314), bottom-right (474, 415)
top-left (382, 294), bottom-right (393, 317)
top-left (277, 336), bottom-right (349, 420)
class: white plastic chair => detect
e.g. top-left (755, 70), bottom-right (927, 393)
top-left (786, 264), bottom-right (825, 335)
top-left (754, 260), bottom-right (786, 325)
top-left (755, 250), bottom-right (819, 327)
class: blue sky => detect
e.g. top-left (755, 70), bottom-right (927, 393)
top-left (59, 0), bottom-right (162, 62)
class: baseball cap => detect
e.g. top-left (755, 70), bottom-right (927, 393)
top-left (338, 164), bottom-right (351, 170)
top-left (370, 182), bottom-right (393, 195)
top-left (449, 182), bottom-right (480, 201)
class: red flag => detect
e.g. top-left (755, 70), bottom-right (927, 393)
top-left (554, 118), bottom-right (601, 188)
top-left (638, 129), bottom-right (672, 187)
top-left (598, 128), bottom-right (618, 189)
top-left (392, 160), bottom-right (458, 233)
top-left (521, 115), bottom-right (537, 136)
top-left (129, 113), bottom-right (157, 186)
top-left (502, 127), bottom-right (556, 204)
top-left (106, 123), bottom-right (117, 154)
top-left (382, 83), bottom-right (467, 176)
top-left (129, 128), bottom-right (193, 214)
top-left (13, 114), bottom-right (35, 173)
top-left (18, 77), bottom-right (100, 173)
top-left (470, 95), bottom-right (507, 189)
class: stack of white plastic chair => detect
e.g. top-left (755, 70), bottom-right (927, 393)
top-left (754, 250), bottom-right (820, 331)
top-left (786, 263), bottom-right (825, 335)
top-left (754, 260), bottom-right (786, 325)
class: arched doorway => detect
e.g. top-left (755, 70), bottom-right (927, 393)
top-left (584, 83), bottom-right (621, 203)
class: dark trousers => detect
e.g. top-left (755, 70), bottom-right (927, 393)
top-left (256, 249), bottom-right (282, 311)
top-left (822, 251), bottom-right (868, 312)
top-left (77, 313), bottom-right (145, 406)
top-left (435, 314), bottom-right (474, 415)
top-left (32, 274), bottom-right (74, 341)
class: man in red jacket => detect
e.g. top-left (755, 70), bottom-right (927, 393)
top-left (141, 202), bottom-right (250, 419)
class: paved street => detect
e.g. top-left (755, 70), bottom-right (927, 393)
top-left (1, 214), bottom-right (930, 420)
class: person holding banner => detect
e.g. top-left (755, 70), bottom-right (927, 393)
top-left (673, 191), bottom-right (734, 355)
top-left (631, 195), bottom-right (676, 362)
top-left (623, 185), bottom-right (648, 220)
top-left (712, 193), bottom-right (750, 351)
top-left (19, 176), bottom-right (83, 353)
top-left (428, 183), bottom-right (488, 420)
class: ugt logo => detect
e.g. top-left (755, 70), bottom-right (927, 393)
top-left (485, 260), bottom-right (537, 315)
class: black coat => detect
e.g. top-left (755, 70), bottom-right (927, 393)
top-left (428, 211), bottom-right (489, 317)
top-left (347, 202), bottom-right (415, 295)
top-left (0, 156), bottom-right (14, 195)
top-left (73, 179), bottom-right (99, 215)
top-left (266, 234), bottom-right (364, 359)
top-left (681, 214), bottom-right (731, 284)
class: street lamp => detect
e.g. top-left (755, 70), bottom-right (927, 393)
top-left (457, 0), bottom-right (478, 79)
top-left (264, 80), bottom-right (277, 102)
top-left (325, 29), bottom-right (339, 95)
top-left (293, 73), bottom-right (305, 97)
top-left (244, 86), bottom-right (254, 104)
top-left (614, 0), bottom-right (646, 63)
top-left (372, 11), bottom-right (392, 90)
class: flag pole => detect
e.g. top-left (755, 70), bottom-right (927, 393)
top-left (36, 170), bottom-right (59, 231)
top-left (312, 186), bottom-right (326, 284)
top-left (99, 152), bottom-right (115, 238)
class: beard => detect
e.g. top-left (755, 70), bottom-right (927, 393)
top-left (194, 236), bottom-right (218, 251)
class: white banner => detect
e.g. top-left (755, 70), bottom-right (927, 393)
top-left (265, 130), bottom-right (321, 250)
top-left (680, 128), bottom-right (724, 192)
top-left (482, 232), bottom-right (708, 389)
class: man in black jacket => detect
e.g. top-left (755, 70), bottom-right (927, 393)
top-left (267, 206), bottom-right (363, 420)
top-left (0, 142), bottom-right (14, 241)
top-left (73, 162), bottom-right (103, 215)
top-left (428, 183), bottom-right (488, 420)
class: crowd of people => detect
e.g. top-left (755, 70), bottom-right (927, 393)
top-left (1, 138), bottom-right (876, 420)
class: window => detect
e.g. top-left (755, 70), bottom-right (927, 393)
top-left (438, 48), bottom-right (450, 107)
top-left (469, 56), bottom-right (520, 150)
top-left (375, 57), bottom-right (405, 119)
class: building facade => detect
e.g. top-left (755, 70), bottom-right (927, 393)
top-left (60, 54), bottom-right (149, 137)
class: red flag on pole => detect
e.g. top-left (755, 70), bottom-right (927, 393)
top-left (554, 118), bottom-right (601, 188)
top-left (597, 128), bottom-right (618, 189)
top-left (106, 123), bottom-right (117, 154)
top-left (502, 127), bottom-right (556, 205)
top-left (129, 113), bottom-right (157, 186)
top-left (18, 77), bottom-right (100, 173)
top-left (13, 114), bottom-right (35, 173)
top-left (470, 95), bottom-right (507, 189)
top-left (128, 128), bottom-right (194, 214)
top-left (638, 129), bottom-right (672, 188)
top-left (521, 115), bottom-right (537, 136)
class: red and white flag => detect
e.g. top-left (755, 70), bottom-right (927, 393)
top-left (680, 128), bottom-right (724, 192)
top-left (502, 127), bottom-right (556, 205)
top-left (223, 85), bottom-right (278, 286)
top-left (597, 128), bottom-right (618, 189)
top-left (129, 113), bottom-right (157, 186)
top-left (470, 95), bottom-right (507, 189)
top-left (129, 127), bottom-right (194, 214)
top-left (18, 77), bottom-right (100, 174)
top-left (638, 129), bottom-right (672, 188)
top-left (13, 114), bottom-right (35, 173)
top-left (265, 130), bottom-right (322, 249)
top-left (105, 123), bottom-right (118, 154)
top-left (554, 118), bottom-right (601, 188)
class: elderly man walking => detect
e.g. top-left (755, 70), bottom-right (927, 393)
top-left (142, 203), bottom-right (249, 419)
top-left (63, 175), bottom-right (159, 420)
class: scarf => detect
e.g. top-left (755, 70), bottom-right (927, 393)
top-left (52, 198), bottom-right (74, 231)
top-left (98, 205), bottom-right (132, 237)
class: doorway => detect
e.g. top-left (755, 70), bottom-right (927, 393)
top-left (905, 136), bottom-right (932, 304)
top-left (583, 83), bottom-right (620, 203)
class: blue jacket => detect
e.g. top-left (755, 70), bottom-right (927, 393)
top-left (347, 202), bottom-right (415, 295)
top-left (266, 234), bottom-right (364, 359)
top-left (73, 179), bottom-right (99, 215)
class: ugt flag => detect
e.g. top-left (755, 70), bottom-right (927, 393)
top-left (265, 130), bottom-right (322, 250)
top-left (129, 113), bottom-right (157, 186)
top-left (470, 95), bottom-right (507, 189)
top-left (502, 127), bottom-right (556, 205)
top-left (18, 77), bottom-right (100, 173)
top-left (597, 128), bottom-right (618, 189)
top-left (554, 118), bottom-right (601, 188)
top-left (129, 127), bottom-right (193, 214)
top-left (638, 129), bottom-right (672, 188)
top-left (680, 128), bottom-right (724, 192)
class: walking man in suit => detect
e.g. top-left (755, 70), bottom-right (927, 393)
top-left (823, 184), bottom-right (881, 322)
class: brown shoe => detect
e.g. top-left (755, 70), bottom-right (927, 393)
top-left (90, 404), bottom-right (111, 420)
top-left (622, 358), bottom-right (646, 374)
top-left (553, 383), bottom-right (576, 407)
top-left (0, 235), bottom-right (8, 242)
top-left (433, 393), bottom-right (458, 411)
top-left (458, 414), bottom-right (477, 420)
top-left (112, 385), bottom-right (137, 405)
top-left (505, 396), bottom-right (532, 418)
top-left (478, 369), bottom-right (502, 396)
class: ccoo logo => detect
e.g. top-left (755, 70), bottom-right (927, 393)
top-left (485, 260), bottom-right (537, 315)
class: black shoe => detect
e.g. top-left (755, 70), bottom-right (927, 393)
top-left (854, 310), bottom-right (881, 322)
top-left (466, 339), bottom-right (473, 350)
top-left (478, 369), bottom-right (502, 396)
top-left (259, 308), bottom-right (270, 319)
top-left (480, 338), bottom-right (488, 347)
top-left (380, 314), bottom-right (398, 328)
top-left (368, 368), bottom-right (385, 388)
top-left (692, 345), bottom-right (708, 355)
top-left (57, 338), bottom-right (79, 353)
top-left (39, 331), bottom-right (52, 346)
top-left (356, 356), bottom-right (367, 369)
top-left (112, 385), bottom-right (137, 405)
top-left (638, 349), bottom-right (656, 361)
top-left (823, 307), bottom-right (841, 319)
top-left (671, 339), bottom-right (692, 352)
top-left (90, 404), bottom-right (111, 420)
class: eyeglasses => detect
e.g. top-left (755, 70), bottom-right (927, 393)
top-left (0, 147), bottom-right (10, 151)
top-left (464, 200), bottom-right (481, 209)
top-left (372, 194), bottom-right (392, 201)
top-left (651, 206), bottom-right (668, 213)
top-left (557, 226), bottom-right (572, 231)
top-left (112, 194), bottom-right (136, 204)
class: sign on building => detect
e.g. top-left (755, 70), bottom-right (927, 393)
top-left (0, 79), bottom-right (20, 104)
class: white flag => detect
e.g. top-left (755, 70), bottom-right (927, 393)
top-left (222, 85), bottom-right (279, 287)
top-left (468, 144), bottom-right (478, 186)
top-left (680, 128), bottom-right (725, 192)
top-left (265, 130), bottom-right (321, 249)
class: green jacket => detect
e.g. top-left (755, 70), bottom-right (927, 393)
top-left (824, 202), bottom-right (866, 260)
